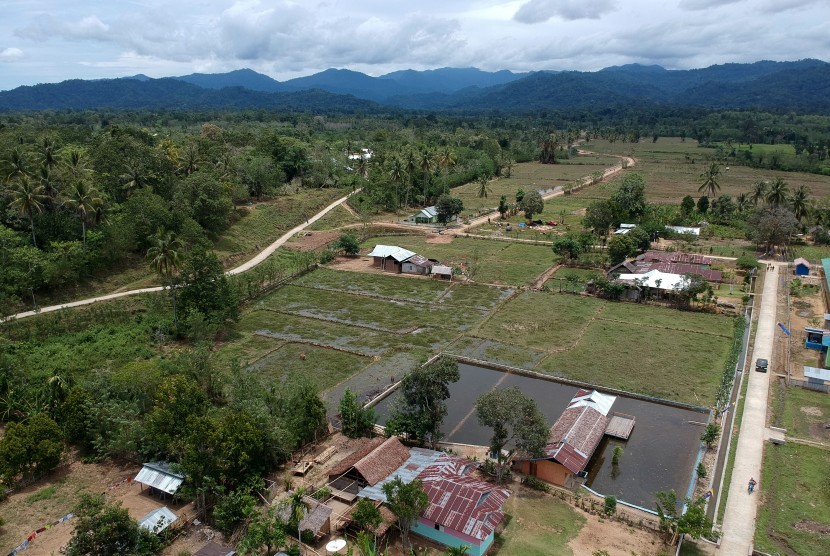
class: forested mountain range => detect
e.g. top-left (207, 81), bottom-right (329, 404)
top-left (1, 59), bottom-right (829, 114)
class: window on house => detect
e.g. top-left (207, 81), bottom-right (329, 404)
top-left (434, 523), bottom-right (442, 531)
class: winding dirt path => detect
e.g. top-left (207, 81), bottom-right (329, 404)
top-left (5, 191), bottom-right (359, 322)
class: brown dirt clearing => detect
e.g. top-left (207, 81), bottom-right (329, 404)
top-left (567, 511), bottom-right (667, 556)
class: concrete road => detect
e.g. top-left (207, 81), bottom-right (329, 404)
top-left (718, 263), bottom-right (779, 554)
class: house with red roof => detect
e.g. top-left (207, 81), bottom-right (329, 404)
top-left (515, 389), bottom-right (617, 488)
top-left (339, 438), bottom-right (510, 555)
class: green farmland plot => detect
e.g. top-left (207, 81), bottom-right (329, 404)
top-left (245, 342), bottom-right (371, 392)
top-left (475, 291), bottom-right (603, 351)
top-left (538, 317), bottom-right (730, 405)
top-left (256, 284), bottom-right (488, 333)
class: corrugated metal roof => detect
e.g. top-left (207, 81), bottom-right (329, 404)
top-left (618, 270), bottom-right (688, 291)
top-left (432, 265), bottom-right (453, 275)
top-left (406, 254), bottom-right (433, 268)
top-left (366, 245), bottom-right (416, 262)
top-left (665, 226), bottom-right (701, 236)
top-left (794, 257), bottom-right (811, 268)
top-left (138, 506), bottom-right (178, 532)
top-left (193, 543), bottom-right (236, 556)
top-left (417, 453), bottom-right (509, 541)
top-left (134, 462), bottom-right (185, 495)
top-left (357, 448), bottom-right (442, 502)
top-left (418, 206), bottom-right (438, 218)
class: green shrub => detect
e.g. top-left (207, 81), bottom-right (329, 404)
top-left (604, 495), bottom-right (617, 516)
top-left (522, 475), bottom-right (550, 492)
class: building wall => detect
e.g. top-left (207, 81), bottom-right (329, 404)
top-left (796, 265), bottom-right (810, 276)
top-left (515, 459), bottom-right (571, 487)
top-left (402, 263), bottom-right (429, 275)
top-left (411, 518), bottom-right (489, 556)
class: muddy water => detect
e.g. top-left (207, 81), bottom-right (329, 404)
top-left (374, 362), bottom-right (708, 509)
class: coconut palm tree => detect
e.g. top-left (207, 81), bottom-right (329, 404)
top-left (735, 193), bottom-right (751, 213)
top-left (179, 142), bottom-right (200, 176)
top-left (389, 157), bottom-right (405, 210)
top-left (766, 177), bottom-right (789, 207)
top-left (403, 149), bottom-right (418, 208)
top-left (63, 181), bottom-right (104, 251)
top-left (121, 161), bottom-right (147, 197)
top-left (286, 487), bottom-right (310, 555)
top-left (790, 185), bottom-right (811, 222)
top-left (8, 175), bottom-right (46, 246)
top-left (751, 180), bottom-right (768, 206)
top-left (146, 229), bottom-right (184, 327)
top-left (39, 165), bottom-right (59, 210)
top-left (4, 147), bottom-right (29, 182)
top-left (40, 137), bottom-right (58, 170)
top-left (63, 148), bottom-right (90, 181)
top-left (698, 162), bottom-right (721, 198)
top-left (437, 145), bottom-right (457, 193)
top-left (477, 174), bottom-right (492, 199)
top-left (418, 148), bottom-right (434, 205)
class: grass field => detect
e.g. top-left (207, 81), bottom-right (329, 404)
top-left (754, 443), bottom-right (830, 556)
top-left (215, 189), bottom-right (344, 259)
top-left (360, 235), bottom-right (557, 286)
top-left (791, 244), bottom-right (830, 265)
top-left (453, 155), bottom-right (621, 212)
top-left (584, 137), bottom-right (830, 203)
top-left (498, 491), bottom-right (585, 556)
top-left (306, 204), bottom-right (360, 231)
top-left (245, 342), bottom-right (370, 392)
top-left (779, 386), bottom-right (830, 442)
top-left (471, 291), bottom-right (734, 405)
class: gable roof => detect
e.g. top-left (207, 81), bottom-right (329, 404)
top-left (607, 261), bottom-right (638, 275)
top-left (367, 245), bottom-right (416, 262)
top-left (637, 250), bottom-right (711, 265)
top-left (635, 262), bottom-right (723, 282)
top-left (794, 257), bottom-right (811, 268)
top-left (275, 494), bottom-right (333, 535)
top-left (193, 543), bottom-right (235, 556)
top-left (417, 453), bottom-right (509, 541)
top-left (329, 437), bottom-right (386, 479)
top-left (417, 206), bottom-right (438, 219)
top-left (543, 389), bottom-right (616, 474)
top-left (406, 254), bottom-right (433, 268)
top-left (134, 462), bottom-right (185, 495)
top-left (618, 269), bottom-right (688, 291)
top-left (329, 437), bottom-right (410, 486)
top-left (354, 437), bottom-right (411, 486)
top-left (357, 446), bottom-right (443, 502)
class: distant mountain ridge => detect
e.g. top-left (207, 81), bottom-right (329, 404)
top-left (3, 60), bottom-right (830, 114)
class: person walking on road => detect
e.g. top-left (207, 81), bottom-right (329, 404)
top-left (748, 477), bottom-right (757, 493)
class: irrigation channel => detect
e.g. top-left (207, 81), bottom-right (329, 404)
top-left (373, 362), bottom-right (710, 510)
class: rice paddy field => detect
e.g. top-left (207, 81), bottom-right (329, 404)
top-left (218, 254), bottom-right (736, 408)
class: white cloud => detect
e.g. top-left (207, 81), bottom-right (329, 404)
top-left (514, 0), bottom-right (618, 23)
top-left (678, 0), bottom-right (743, 10)
top-left (0, 47), bottom-right (24, 62)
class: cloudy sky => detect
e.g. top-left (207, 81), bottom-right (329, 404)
top-left (1, 0), bottom-right (828, 91)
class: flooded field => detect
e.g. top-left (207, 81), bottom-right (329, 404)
top-left (374, 362), bottom-right (708, 509)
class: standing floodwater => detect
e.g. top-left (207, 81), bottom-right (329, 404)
top-left (373, 362), bottom-right (708, 510)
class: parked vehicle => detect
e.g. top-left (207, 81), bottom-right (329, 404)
top-left (755, 358), bottom-right (768, 372)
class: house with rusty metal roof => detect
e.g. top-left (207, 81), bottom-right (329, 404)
top-left (410, 453), bottom-right (510, 556)
top-left (515, 389), bottom-right (619, 489)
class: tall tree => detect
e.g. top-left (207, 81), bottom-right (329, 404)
top-left (476, 174), bottom-right (492, 199)
top-left (419, 148), bottom-right (434, 204)
top-left (747, 206), bottom-right (799, 254)
top-left (475, 387), bottom-right (549, 483)
top-left (404, 149), bottom-right (418, 209)
top-left (146, 229), bottom-right (184, 327)
top-left (765, 177), bottom-right (789, 207)
top-left (389, 157), bottom-right (405, 210)
top-left (339, 388), bottom-right (375, 438)
top-left (519, 190), bottom-right (544, 221)
top-left (4, 147), bottom-right (29, 182)
top-left (437, 145), bottom-right (457, 193)
top-left (790, 184), bottom-right (810, 222)
top-left (66, 494), bottom-right (160, 556)
top-left (698, 162), bottom-right (721, 198)
top-left (751, 180), bottom-right (768, 206)
top-left (63, 181), bottom-right (104, 251)
top-left (381, 477), bottom-right (429, 552)
top-left (286, 487), bottom-right (310, 553)
top-left (8, 175), bottom-right (46, 246)
top-left (385, 357), bottom-right (460, 449)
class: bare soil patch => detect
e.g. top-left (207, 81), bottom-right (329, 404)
top-left (801, 406), bottom-right (823, 417)
top-left (793, 519), bottom-right (830, 535)
top-left (425, 233), bottom-right (455, 244)
top-left (568, 511), bottom-right (667, 556)
top-left (286, 230), bottom-right (340, 251)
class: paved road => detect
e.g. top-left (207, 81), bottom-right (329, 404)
top-left (5, 191), bottom-right (358, 322)
top-left (718, 263), bottom-right (779, 554)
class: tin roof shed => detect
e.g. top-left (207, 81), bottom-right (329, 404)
top-left (134, 462), bottom-right (185, 495)
top-left (138, 506), bottom-right (178, 533)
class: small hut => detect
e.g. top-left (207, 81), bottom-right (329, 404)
top-left (794, 257), bottom-right (812, 276)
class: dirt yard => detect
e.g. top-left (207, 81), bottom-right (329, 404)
top-left (567, 510), bottom-right (668, 556)
top-left (0, 459), bottom-right (195, 556)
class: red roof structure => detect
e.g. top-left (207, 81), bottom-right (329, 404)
top-left (416, 454), bottom-right (509, 541)
top-left (543, 389), bottom-right (616, 474)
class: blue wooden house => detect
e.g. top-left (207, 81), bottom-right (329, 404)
top-left (794, 257), bottom-right (811, 276)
